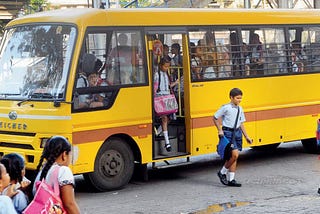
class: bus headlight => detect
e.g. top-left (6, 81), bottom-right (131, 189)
top-left (40, 138), bottom-right (49, 148)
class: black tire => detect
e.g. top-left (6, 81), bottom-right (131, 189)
top-left (84, 137), bottom-right (134, 191)
top-left (251, 143), bottom-right (280, 151)
top-left (302, 138), bottom-right (320, 154)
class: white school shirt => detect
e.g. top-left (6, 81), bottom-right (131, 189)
top-left (0, 195), bottom-right (17, 214)
top-left (154, 70), bottom-right (170, 96)
top-left (214, 103), bottom-right (246, 129)
top-left (32, 164), bottom-right (75, 196)
top-left (76, 74), bottom-right (90, 104)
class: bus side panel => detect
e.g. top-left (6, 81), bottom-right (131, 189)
top-left (189, 74), bottom-right (320, 153)
top-left (71, 86), bottom-right (152, 174)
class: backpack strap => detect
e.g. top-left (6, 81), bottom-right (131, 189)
top-left (79, 74), bottom-right (88, 87)
top-left (231, 107), bottom-right (240, 144)
top-left (156, 69), bottom-right (171, 93)
top-left (157, 68), bottom-right (161, 93)
top-left (50, 165), bottom-right (61, 196)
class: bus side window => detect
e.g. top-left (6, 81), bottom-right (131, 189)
top-left (214, 30), bottom-right (232, 78)
top-left (262, 28), bottom-right (286, 75)
top-left (229, 31), bottom-right (246, 77)
top-left (289, 28), bottom-right (308, 73)
top-left (300, 27), bottom-right (320, 73)
top-left (248, 32), bottom-right (264, 76)
top-left (202, 31), bottom-right (218, 79)
top-left (73, 32), bottom-right (115, 111)
top-left (106, 31), bottom-right (146, 85)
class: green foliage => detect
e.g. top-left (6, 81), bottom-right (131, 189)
top-left (29, 0), bottom-right (48, 13)
top-left (118, 0), bottom-right (163, 8)
top-left (0, 20), bottom-right (5, 35)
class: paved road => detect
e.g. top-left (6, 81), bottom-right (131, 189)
top-left (75, 141), bottom-right (320, 214)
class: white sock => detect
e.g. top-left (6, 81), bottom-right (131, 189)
top-left (163, 131), bottom-right (170, 145)
top-left (229, 172), bottom-right (235, 181)
top-left (220, 166), bottom-right (228, 175)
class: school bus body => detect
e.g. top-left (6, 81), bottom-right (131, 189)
top-left (0, 8), bottom-right (320, 190)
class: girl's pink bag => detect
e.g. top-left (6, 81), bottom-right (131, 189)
top-left (154, 94), bottom-right (178, 116)
top-left (23, 166), bottom-right (67, 214)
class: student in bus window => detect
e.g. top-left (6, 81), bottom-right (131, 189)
top-left (216, 43), bottom-right (232, 78)
top-left (229, 32), bottom-right (243, 76)
top-left (75, 54), bottom-right (105, 109)
top-left (242, 42), bottom-right (251, 75)
top-left (171, 43), bottom-right (183, 67)
top-left (163, 44), bottom-right (170, 59)
top-left (204, 31), bottom-right (218, 68)
top-left (291, 40), bottom-right (307, 61)
top-left (110, 33), bottom-right (134, 84)
top-left (86, 71), bottom-right (106, 108)
top-left (265, 43), bottom-right (283, 74)
top-left (249, 33), bottom-right (264, 76)
top-left (203, 58), bottom-right (216, 79)
top-left (190, 42), bottom-right (203, 80)
top-left (154, 56), bottom-right (179, 152)
top-left (290, 40), bottom-right (306, 72)
top-left (198, 38), bottom-right (217, 79)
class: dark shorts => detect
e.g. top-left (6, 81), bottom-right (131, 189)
top-left (223, 129), bottom-right (243, 151)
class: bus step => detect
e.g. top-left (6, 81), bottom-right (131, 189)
top-left (152, 157), bottom-right (191, 169)
top-left (155, 135), bottom-right (176, 141)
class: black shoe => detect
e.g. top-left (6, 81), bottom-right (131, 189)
top-left (165, 144), bottom-right (172, 152)
top-left (227, 180), bottom-right (242, 187)
top-left (318, 188), bottom-right (320, 194)
top-left (217, 171), bottom-right (228, 185)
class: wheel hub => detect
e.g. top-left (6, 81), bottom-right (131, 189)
top-left (101, 150), bottom-right (124, 176)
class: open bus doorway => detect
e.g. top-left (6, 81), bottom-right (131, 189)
top-left (147, 31), bottom-right (189, 159)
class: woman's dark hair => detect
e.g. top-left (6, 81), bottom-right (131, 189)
top-left (0, 153), bottom-right (25, 183)
top-left (36, 136), bottom-right (71, 180)
top-left (229, 88), bottom-right (243, 97)
top-left (158, 55), bottom-right (171, 68)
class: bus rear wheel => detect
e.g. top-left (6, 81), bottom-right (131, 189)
top-left (84, 137), bottom-right (134, 192)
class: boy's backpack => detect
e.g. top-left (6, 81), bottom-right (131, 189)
top-left (23, 166), bottom-right (66, 214)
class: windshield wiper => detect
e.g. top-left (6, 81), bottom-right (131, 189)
top-left (17, 98), bottom-right (32, 106)
top-left (17, 93), bottom-right (54, 106)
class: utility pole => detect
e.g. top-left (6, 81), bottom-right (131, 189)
top-left (244, 0), bottom-right (251, 8)
top-left (278, 0), bottom-right (293, 8)
top-left (92, 0), bottom-right (100, 8)
top-left (92, 0), bottom-right (109, 9)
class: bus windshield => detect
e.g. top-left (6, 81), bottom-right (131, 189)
top-left (0, 24), bottom-right (76, 100)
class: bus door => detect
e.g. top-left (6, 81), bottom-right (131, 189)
top-left (146, 29), bottom-right (189, 159)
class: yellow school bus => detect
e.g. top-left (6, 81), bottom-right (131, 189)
top-left (0, 8), bottom-right (320, 191)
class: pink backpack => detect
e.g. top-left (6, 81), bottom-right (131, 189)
top-left (23, 166), bottom-right (67, 214)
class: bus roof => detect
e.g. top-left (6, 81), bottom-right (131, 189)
top-left (7, 8), bottom-right (320, 28)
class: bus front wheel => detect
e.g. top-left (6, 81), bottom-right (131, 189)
top-left (84, 137), bottom-right (134, 191)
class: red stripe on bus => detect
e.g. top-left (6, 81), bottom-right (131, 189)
top-left (192, 104), bottom-right (320, 129)
top-left (72, 123), bottom-right (152, 144)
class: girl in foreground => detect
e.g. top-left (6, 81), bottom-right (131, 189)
top-left (33, 136), bottom-right (80, 214)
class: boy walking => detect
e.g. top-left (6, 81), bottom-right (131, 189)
top-left (213, 88), bottom-right (252, 187)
